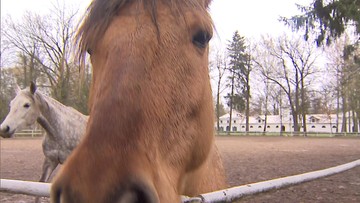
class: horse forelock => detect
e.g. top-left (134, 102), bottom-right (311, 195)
top-left (76, 0), bottom-right (212, 64)
top-left (15, 89), bottom-right (35, 104)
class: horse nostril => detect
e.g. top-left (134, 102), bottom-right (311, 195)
top-left (4, 125), bottom-right (10, 133)
top-left (117, 182), bottom-right (158, 203)
top-left (118, 190), bottom-right (155, 203)
top-left (51, 186), bottom-right (62, 203)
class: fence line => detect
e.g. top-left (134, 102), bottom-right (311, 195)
top-left (182, 159), bottom-right (360, 203)
top-left (10, 130), bottom-right (360, 138)
top-left (1, 159), bottom-right (359, 202)
top-left (216, 131), bottom-right (360, 137)
top-left (0, 179), bottom-right (50, 197)
top-left (14, 129), bottom-right (43, 137)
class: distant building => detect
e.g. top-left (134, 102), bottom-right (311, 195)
top-left (216, 110), bottom-right (357, 133)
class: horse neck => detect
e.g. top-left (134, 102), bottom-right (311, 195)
top-left (34, 92), bottom-right (67, 136)
top-left (37, 116), bottom-right (57, 137)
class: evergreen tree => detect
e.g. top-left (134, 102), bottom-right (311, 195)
top-left (282, 0), bottom-right (360, 46)
top-left (226, 31), bottom-right (251, 132)
top-left (214, 102), bottom-right (227, 119)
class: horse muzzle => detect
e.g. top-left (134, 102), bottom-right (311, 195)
top-left (51, 176), bottom-right (159, 203)
top-left (0, 125), bottom-right (15, 138)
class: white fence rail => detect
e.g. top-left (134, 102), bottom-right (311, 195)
top-left (1, 159), bottom-right (359, 202)
top-left (10, 130), bottom-right (360, 138)
top-left (14, 129), bottom-right (43, 137)
top-left (217, 131), bottom-right (360, 137)
top-left (182, 159), bottom-right (360, 203)
top-left (0, 179), bottom-right (50, 197)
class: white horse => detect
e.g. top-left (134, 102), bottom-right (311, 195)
top-left (0, 82), bottom-right (88, 202)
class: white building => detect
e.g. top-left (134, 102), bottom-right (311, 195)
top-left (216, 110), bottom-right (358, 134)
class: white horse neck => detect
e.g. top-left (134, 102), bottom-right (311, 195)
top-left (34, 92), bottom-right (87, 139)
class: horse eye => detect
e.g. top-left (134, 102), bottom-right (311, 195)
top-left (192, 30), bottom-right (211, 48)
top-left (87, 48), bottom-right (92, 55)
top-left (23, 103), bottom-right (30, 108)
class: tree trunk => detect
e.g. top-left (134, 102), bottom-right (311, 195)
top-left (301, 77), bottom-right (307, 136)
top-left (357, 111), bottom-right (360, 133)
top-left (29, 54), bottom-right (35, 84)
top-left (336, 85), bottom-right (340, 133)
top-left (294, 71), bottom-right (300, 136)
top-left (348, 110), bottom-right (351, 132)
top-left (0, 58), bottom-right (2, 97)
top-left (216, 79), bottom-right (221, 133)
top-left (352, 110), bottom-right (358, 133)
top-left (279, 90), bottom-right (283, 136)
top-left (22, 55), bottom-right (28, 87)
top-left (292, 112), bottom-right (299, 135)
top-left (245, 83), bottom-right (250, 133)
top-left (228, 75), bottom-right (234, 135)
top-left (341, 94), bottom-right (347, 133)
top-left (263, 112), bottom-right (267, 135)
top-left (263, 80), bottom-right (268, 135)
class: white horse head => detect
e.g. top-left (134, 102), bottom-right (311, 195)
top-left (0, 82), bottom-right (41, 138)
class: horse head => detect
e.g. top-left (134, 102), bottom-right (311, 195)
top-left (51, 1), bottom-right (226, 202)
top-left (0, 82), bottom-right (40, 138)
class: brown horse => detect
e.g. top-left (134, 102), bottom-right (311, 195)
top-left (51, 0), bottom-right (227, 202)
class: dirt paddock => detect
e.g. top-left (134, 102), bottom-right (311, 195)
top-left (1, 136), bottom-right (360, 203)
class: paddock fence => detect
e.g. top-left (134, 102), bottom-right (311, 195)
top-left (14, 129), bottom-right (43, 137)
top-left (7, 129), bottom-right (360, 138)
top-left (216, 131), bottom-right (360, 137)
top-left (1, 159), bottom-right (359, 203)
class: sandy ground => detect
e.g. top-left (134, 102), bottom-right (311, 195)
top-left (1, 136), bottom-right (360, 203)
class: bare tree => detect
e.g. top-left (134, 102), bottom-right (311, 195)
top-left (325, 36), bottom-right (360, 133)
top-left (253, 34), bottom-right (319, 135)
top-left (210, 49), bottom-right (228, 132)
top-left (0, 30), bottom-right (19, 120)
top-left (325, 39), bottom-right (346, 132)
top-left (2, 2), bottom-right (81, 105)
top-left (251, 49), bottom-right (282, 134)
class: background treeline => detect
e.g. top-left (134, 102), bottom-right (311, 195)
top-left (0, 3), bottom-right (91, 119)
top-left (1, 0), bottom-right (359, 134)
top-left (210, 0), bottom-right (360, 134)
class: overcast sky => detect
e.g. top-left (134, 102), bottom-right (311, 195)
top-left (1, 0), bottom-right (313, 47)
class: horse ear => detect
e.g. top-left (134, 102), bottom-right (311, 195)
top-left (30, 82), bottom-right (37, 95)
top-left (204, 0), bottom-right (212, 7)
top-left (15, 84), bottom-right (21, 94)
